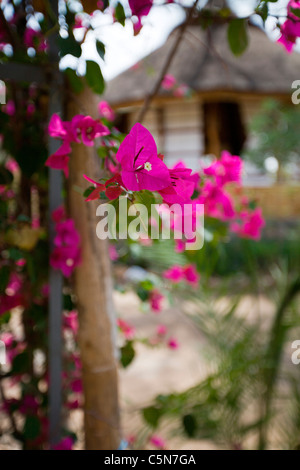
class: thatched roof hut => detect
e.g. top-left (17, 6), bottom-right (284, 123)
top-left (105, 23), bottom-right (300, 107)
top-left (104, 19), bottom-right (300, 185)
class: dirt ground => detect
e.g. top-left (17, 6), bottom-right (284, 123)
top-left (112, 290), bottom-right (275, 450)
top-left (0, 289), bottom-right (275, 450)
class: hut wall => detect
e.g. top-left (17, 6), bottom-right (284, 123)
top-left (129, 100), bottom-right (204, 170)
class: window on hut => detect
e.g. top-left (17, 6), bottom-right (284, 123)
top-left (114, 112), bottom-right (130, 134)
top-left (203, 101), bottom-right (246, 157)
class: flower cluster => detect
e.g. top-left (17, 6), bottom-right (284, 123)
top-left (163, 264), bottom-right (200, 287)
top-left (50, 207), bottom-right (81, 277)
top-left (46, 113), bottom-right (109, 177)
top-left (277, 0), bottom-right (300, 53)
top-left (0, 272), bottom-right (24, 317)
top-left (161, 74), bottom-right (191, 98)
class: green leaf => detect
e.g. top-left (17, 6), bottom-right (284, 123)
top-left (136, 286), bottom-right (150, 302)
top-left (0, 167), bottom-right (13, 185)
top-left (183, 414), bottom-right (197, 437)
top-left (0, 265), bottom-right (10, 292)
top-left (227, 19), bottom-right (248, 56)
top-left (23, 415), bottom-right (41, 441)
top-left (248, 200), bottom-right (258, 210)
top-left (97, 146), bottom-right (108, 159)
top-left (83, 187), bottom-right (95, 198)
top-left (143, 406), bottom-right (163, 428)
top-left (59, 35), bottom-right (82, 58)
top-left (115, 2), bottom-right (126, 26)
top-left (0, 311), bottom-right (11, 326)
top-left (63, 294), bottom-right (74, 311)
top-left (290, 7), bottom-right (300, 18)
top-left (255, 2), bottom-right (268, 23)
top-left (96, 40), bottom-right (106, 60)
top-left (8, 247), bottom-right (24, 261)
top-left (85, 60), bottom-right (105, 95)
top-left (120, 341), bottom-right (135, 368)
top-left (140, 279), bottom-right (154, 291)
top-left (64, 68), bottom-right (84, 94)
top-left (12, 351), bottom-right (30, 374)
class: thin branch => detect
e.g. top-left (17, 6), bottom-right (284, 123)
top-left (135, 0), bottom-right (200, 124)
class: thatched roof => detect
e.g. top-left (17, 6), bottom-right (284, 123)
top-left (104, 22), bottom-right (300, 106)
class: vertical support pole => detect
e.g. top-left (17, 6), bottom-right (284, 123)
top-left (48, 0), bottom-right (63, 448)
top-left (48, 102), bottom-right (63, 447)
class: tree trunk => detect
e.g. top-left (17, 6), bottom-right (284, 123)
top-left (67, 88), bottom-right (120, 450)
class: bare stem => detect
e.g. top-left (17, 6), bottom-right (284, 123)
top-left (135, 0), bottom-right (200, 124)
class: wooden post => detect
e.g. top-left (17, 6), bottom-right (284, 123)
top-left (67, 87), bottom-right (121, 450)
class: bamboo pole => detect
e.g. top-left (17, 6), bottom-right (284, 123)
top-left (67, 87), bottom-right (120, 450)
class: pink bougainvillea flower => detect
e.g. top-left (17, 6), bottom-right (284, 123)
top-left (167, 337), bottom-right (179, 350)
top-left (203, 151), bottom-right (242, 187)
top-left (116, 123), bottom-right (171, 191)
top-left (45, 141), bottom-right (71, 178)
top-left (48, 114), bottom-right (69, 140)
top-left (277, 1), bottom-right (300, 52)
top-left (109, 244), bottom-right (119, 261)
top-left (4, 100), bottom-right (15, 116)
top-left (0, 333), bottom-right (25, 363)
top-left (132, 17), bottom-right (143, 35)
top-left (15, 258), bottom-right (26, 267)
top-left (27, 103), bottom-right (36, 116)
top-left (129, 0), bottom-right (153, 20)
top-left (159, 166), bottom-right (196, 205)
top-left (127, 434), bottom-right (136, 446)
top-left (69, 114), bottom-right (85, 143)
top-left (52, 436), bottom-right (74, 451)
top-left (54, 220), bottom-right (81, 247)
top-left (41, 283), bottom-right (50, 297)
top-left (117, 318), bottom-right (135, 339)
top-left (183, 264), bottom-right (200, 286)
top-left (150, 289), bottom-right (164, 312)
top-left (5, 158), bottom-right (19, 174)
top-left (98, 101), bottom-right (115, 121)
top-left (173, 84), bottom-right (190, 97)
top-left (71, 378), bottom-right (83, 393)
top-left (156, 324), bottom-right (167, 336)
top-left (163, 265), bottom-right (184, 283)
top-left (63, 311), bottom-right (79, 334)
top-left (161, 74), bottom-right (176, 90)
top-left (5, 272), bottom-right (22, 296)
top-left (231, 208), bottom-right (265, 241)
top-left (78, 116), bottom-right (109, 146)
top-left (1, 332), bottom-right (14, 349)
top-left (19, 395), bottom-right (39, 414)
top-left (175, 239), bottom-right (186, 253)
top-left (0, 294), bottom-right (23, 316)
top-left (198, 181), bottom-right (235, 220)
top-left (0, 273), bottom-right (24, 316)
top-left (52, 206), bottom-right (66, 224)
top-left (50, 212), bottom-right (81, 277)
top-left (66, 399), bottom-right (80, 410)
top-left (50, 245), bottom-right (81, 277)
top-left (24, 27), bottom-right (47, 52)
top-left (149, 435), bottom-right (166, 449)
top-left (138, 234), bottom-right (152, 246)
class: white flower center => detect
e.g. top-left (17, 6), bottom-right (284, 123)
top-left (66, 258), bottom-right (74, 267)
top-left (144, 162), bottom-right (152, 172)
